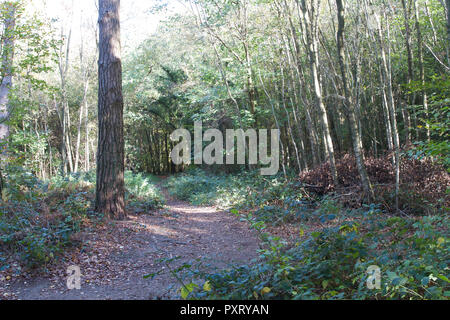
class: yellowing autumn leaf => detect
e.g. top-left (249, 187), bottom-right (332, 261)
top-left (180, 286), bottom-right (189, 299)
top-left (203, 281), bottom-right (212, 292)
top-left (261, 287), bottom-right (271, 295)
top-left (299, 228), bottom-right (305, 237)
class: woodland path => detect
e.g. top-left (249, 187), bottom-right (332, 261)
top-left (4, 183), bottom-right (260, 300)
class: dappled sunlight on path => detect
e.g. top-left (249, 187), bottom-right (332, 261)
top-left (6, 183), bottom-right (260, 300)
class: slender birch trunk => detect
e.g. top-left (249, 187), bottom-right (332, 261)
top-left (0, 2), bottom-right (17, 156)
top-left (414, 0), bottom-right (431, 142)
top-left (335, 0), bottom-right (373, 199)
top-left (297, 0), bottom-right (339, 185)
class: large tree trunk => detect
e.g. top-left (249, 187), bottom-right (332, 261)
top-left (0, 2), bottom-right (17, 155)
top-left (95, 0), bottom-right (126, 220)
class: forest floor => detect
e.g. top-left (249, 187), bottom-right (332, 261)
top-left (1, 183), bottom-right (260, 300)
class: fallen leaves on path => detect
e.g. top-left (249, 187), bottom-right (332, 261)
top-left (1, 186), bottom-right (260, 300)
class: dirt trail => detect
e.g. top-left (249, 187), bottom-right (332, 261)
top-left (4, 185), bottom-right (260, 300)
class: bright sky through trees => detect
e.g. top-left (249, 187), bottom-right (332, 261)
top-left (28, 0), bottom-right (184, 53)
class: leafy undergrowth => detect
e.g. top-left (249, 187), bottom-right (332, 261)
top-left (0, 166), bottom-right (164, 271)
top-left (124, 171), bottom-right (164, 214)
top-left (166, 168), bottom-right (301, 213)
top-left (181, 207), bottom-right (449, 300)
top-left (164, 166), bottom-right (449, 300)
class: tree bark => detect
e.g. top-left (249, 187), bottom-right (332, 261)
top-left (75, 24), bottom-right (90, 173)
top-left (58, 20), bottom-right (73, 175)
top-left (335, 0), bottom-right (373, 200)
top-left (85, 86), bottom-right (90, 172)
top-left (297, 0), bottom-right (339, 186)
top-left (95, 0), bottom-right (126, 220)
top-left (446, 0), bottom-right (450, 65)
top-left (75, 78), bottom-right (89, 173)
top-left (0, 2), bottom-right (17, 156)
top-left (284, 0), bottom-right (319, 167)
top-left (414, 0), bottom-right (431, 142)
top-left (376, 10), bottom-right (401, 212)
top-left (401, 0), bottom-right (413, 143)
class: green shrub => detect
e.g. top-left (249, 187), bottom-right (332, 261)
top-left (0, 197), bottom-right (91, 269)
top-left (166, 169), bottom-right (224, 204)
top-left (125, 171), bottom-right (164, 212)
top-left (178, 207), bottom-right (449, 300)
top-left (1, 165), bottom-right (44, 203)
top-left (166, 169), bottom-right (301, 215)
top-left (0, 169), bottom-right (164, 270)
